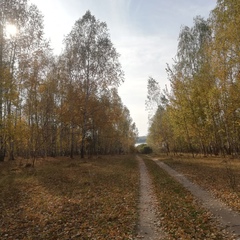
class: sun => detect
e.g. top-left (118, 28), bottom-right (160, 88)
top-left (6, 23), bottom-right (18, 38)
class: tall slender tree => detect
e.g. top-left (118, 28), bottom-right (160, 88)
top-left (63, 11), bottom-right (124, 158)
top-left (0, 0), bottom-right (28, 161)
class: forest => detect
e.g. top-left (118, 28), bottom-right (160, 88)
top-left (2, 1), bottom-right (240, 239)
top-left (147, 0), bottom-right (240, 157)
top-left (0, 0), bottom-right (138, 162)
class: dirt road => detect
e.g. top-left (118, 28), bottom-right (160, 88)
top-left (155, 160), bottom-right (240, 239)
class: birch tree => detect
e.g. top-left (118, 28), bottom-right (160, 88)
top-left (63, 11), bottom-right (124, 158)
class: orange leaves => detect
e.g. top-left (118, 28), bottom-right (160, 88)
top-left (166, 157), bottom-right (240, 213)
top-left (0, 155), bottom-right (139, 239)
top-left (144, 158), bottom-right (234, 239)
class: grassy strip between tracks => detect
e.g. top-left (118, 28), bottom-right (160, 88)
top-left (143, 157), bottom-right (235, 240)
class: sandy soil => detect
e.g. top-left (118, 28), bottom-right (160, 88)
top-left (136, 156), bottom-right (167, 239)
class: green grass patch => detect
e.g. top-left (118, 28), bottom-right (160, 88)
top-left (143, 157), bottom-right (232, 239)
top-left (0, 155), bottom-right (139, 239)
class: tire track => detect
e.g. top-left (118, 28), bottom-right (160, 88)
top-left (136, 156), bottom-right (167, 239)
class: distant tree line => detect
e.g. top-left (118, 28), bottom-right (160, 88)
top-left (147, 0), bottom-right (240, 157)
top-left (136, 144), bottom-right (152, 154)
top-left (0, 1), bottom-right (138, 161)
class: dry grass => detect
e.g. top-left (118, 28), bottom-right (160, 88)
top-left (161, 155), bottom-right (240, 213)
top-left (143, 157), bottom-right (235, 239)
top-left (0, 155), bottom-right (139, 240)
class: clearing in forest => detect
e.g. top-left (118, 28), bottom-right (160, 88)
top-left (0, 156), bottom-right (139, 239)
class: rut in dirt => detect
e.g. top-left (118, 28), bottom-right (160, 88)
top-left (155, 160), bottom-right (240, 239)
top-left (136, 156), bottom-right (167, 239)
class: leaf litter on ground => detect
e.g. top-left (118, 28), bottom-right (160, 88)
top-left (143, 157), bottom-right (237, 240)
top-left (163, 155), bottom-right (240, 213)
top-left (0, 155), bottom-right (139, 240)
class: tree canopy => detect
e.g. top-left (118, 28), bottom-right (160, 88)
top-left (0, 3), bottom-right (138, 161)
top-left (147, 0), bottom-right (240, 157)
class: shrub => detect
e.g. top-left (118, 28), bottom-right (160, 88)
top-left (136, 144), bottom-right (153, 154)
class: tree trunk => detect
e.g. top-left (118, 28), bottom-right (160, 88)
top-left (80, 141), bottom-right (84, 158)
top-left (70, 131), bottom-right (74, 159)
top-left (0, 17), bottom-right (5, 162)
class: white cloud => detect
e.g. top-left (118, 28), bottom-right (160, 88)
top-left (29, 0), bottom-right (216, 136)
top-left (115, 32), bottom-right (177, 135)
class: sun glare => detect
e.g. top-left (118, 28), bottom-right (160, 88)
top-left (6, 23), bottom-right (18, 38)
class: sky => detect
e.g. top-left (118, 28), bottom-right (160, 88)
top-left (29, 0), bottom-right (217, 136)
